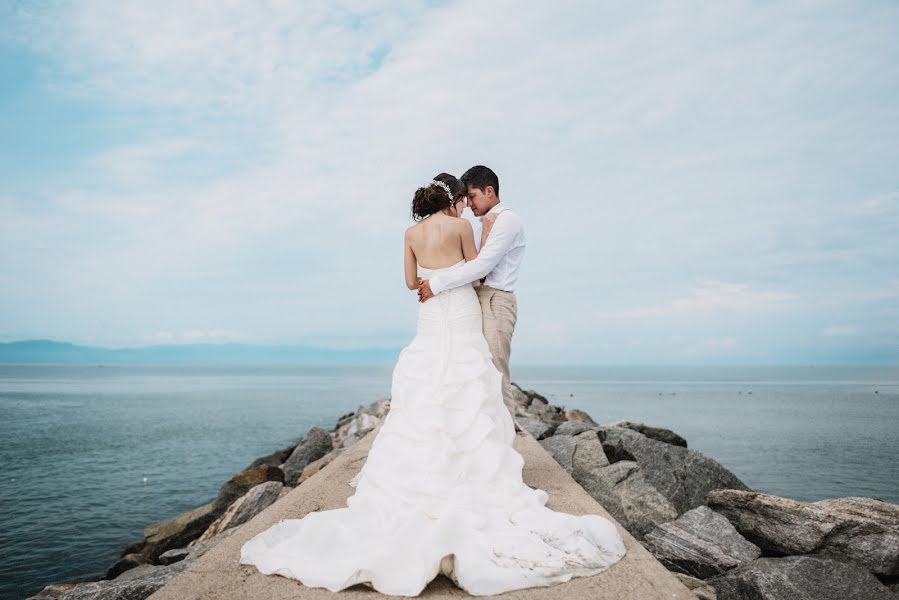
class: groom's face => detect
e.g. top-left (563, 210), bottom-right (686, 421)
top-left (466, 184), bottom-right (495, 217)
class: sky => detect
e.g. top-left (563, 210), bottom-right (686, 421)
top-left (0, 1), bottom-right (897, 365)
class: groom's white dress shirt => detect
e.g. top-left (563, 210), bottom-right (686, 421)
top-left (429, 203), bottom-right (526, 295)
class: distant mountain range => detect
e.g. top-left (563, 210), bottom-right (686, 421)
top-left (0, 339), bottom-right (401, 365)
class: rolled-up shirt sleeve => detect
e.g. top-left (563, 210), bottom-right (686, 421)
top-left (429, 213), bottom-right (520, 295)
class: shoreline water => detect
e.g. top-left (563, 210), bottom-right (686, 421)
top-left (7, 366), bottom-right (899, 600)
top-left (25, 379), bottom-right (899, 599)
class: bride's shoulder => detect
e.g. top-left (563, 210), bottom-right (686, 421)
top-left (453, 216), bottom-right (474, 231)
top-left (405, 221), bottom-right (423, 235)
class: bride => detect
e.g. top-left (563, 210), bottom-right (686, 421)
top-left (239, 173), bottom-right (627, 596)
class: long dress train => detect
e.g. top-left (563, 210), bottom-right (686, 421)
top-left (239, 260), bottom-right (627, 596)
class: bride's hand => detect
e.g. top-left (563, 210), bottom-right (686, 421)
top-left (418, 279), bottom-right (434, 303)
top-left (480, 213), bottom-right (498, 248)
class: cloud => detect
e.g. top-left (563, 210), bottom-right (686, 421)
top-left (90, 138), bottom-right (206, 185)
top-left (594, 282), bottom-right (799, 320)
top-left (706, 336), bottom-right (737, 350)
top-left (823, 325), bottom-right (858, 337)
top-left (1, 1), bottom-right (898, 364)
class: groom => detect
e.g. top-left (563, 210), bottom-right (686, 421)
top-left (418, 165), bottom-right (526, 420)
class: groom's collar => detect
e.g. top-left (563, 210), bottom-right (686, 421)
top-left (480, 202), bottom-right (507, 220)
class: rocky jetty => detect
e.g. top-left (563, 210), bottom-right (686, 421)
top-left (29, 384), bottom-right (898, 600)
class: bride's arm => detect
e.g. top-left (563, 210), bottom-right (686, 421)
top-left (462, 220), bottom-right (478, 262)
top-left (404, 228), bottom-right (420, 290)
top-left (479, 213), bottom-right (497, 250)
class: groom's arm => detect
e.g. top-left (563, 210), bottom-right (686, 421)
top-left (428, 212), bottom-right (521, 295)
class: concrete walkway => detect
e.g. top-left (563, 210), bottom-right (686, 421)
top-left (150, 425), bottom-right (697, 599)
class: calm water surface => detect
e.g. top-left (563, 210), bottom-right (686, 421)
top-left (1, 364), bottom-right (897, 599)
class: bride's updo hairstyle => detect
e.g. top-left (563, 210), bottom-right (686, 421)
top-left (411, 173), bottom-right (465, 221)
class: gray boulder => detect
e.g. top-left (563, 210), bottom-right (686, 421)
top-left (31, 530), bottom-right (238, 600)
top-left (280, 426), bottom-right (333, 484)
top-left (524, 403), bottom-right (566, 426)
top-left (194, 480), bottom-right (283, 544)
top-left (122, 463), bottom-right (281, 567)
top-left (540, 430), bottom-right (610, 478)
top-left (213, 464), bottom-right (284, 512)
top-left (156, 548), bottom-right (189, 566)
top-left (599, 426), bottom-right (751, 514)
top-left (517, 417), bottom-right (555, 440)
top-left (571, 430), bottom-right (611, 481)
top-left (138, 501), bottom-right (219, 564)
top-left (707, 490), bottom-right (899, 577)
top-left (245, 444), bottom-right (293, 469)
top-left (539, 434), bottom-right (578, 473)
top-left (39, 560), bottom-right (190, 600)
top-left (708, 555), bottom-right (894, 600)
top-left (564, 409), bottom-right (598, 425)
top-left (578, 459), bottom-right (678, 540)
top-left (601, 420), bottom-right (688, 447)
top-left (554, 421), bottom-right (596, 436)
top-left (540, 429), bottom-right (676, 539)
top-left (510, 383), bottom-right (549, 408)
top-left (672, 573), bottom-right (718, 600)
top-left (643, 505), bottom-right (761, 578)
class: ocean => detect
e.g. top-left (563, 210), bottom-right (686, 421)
top-left (1, 364), bottom-right (897, 599)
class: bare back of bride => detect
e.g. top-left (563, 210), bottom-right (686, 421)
top-left (239, 173), bottom-right (627, 596)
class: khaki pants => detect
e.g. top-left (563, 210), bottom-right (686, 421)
top-left (476, 285), bottom-right (518, 417)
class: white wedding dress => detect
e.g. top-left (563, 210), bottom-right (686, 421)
top-left (240, 260), bottom-right (627, 596)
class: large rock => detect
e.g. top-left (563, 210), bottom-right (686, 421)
top-left (602, 420), bottom-right (688, 447)
top-left (213, 464), bottom-right (284, 512)
top-left (599, 426), bottom-right (750, 514)
top-left (339, 413), bottom-right (381, 448)
top-left (332, 399), bottom-right (390, 447)
top-left (298, 447), bottom-right (344, 484)
top-left (672, 573), bottom-right (717, 600)
top-left (540, 430), bottom-right (610, 477)
top-left (706, 490), bottom-right (899, 577)
top-left (571, 430), bottom-right (611, 481)
top-left (708, 555), bottom-right (895, 600)
top-left (363, 398), bottom-right (391, 419)
top-left (194, 480), bottom-right (283, 544)
top-left (540, 429), bottom-right (676, 539)
top-left (579, 460), bottom-right (678, 540)
top-left (539, 434), bottom-right (578, 473)
top-left (156, 548), bottom-right (190, 566)
top-left (508, 383), bottom-right (530, 411)
top-left (515, 387), bottom-right (567, 425)
top-left (554, 420), bottom-right (596, 436)
top-left (643, 506), bottom-right (761, 578)
top-left (31, 530), bottom-right (239, 600)
top-left (517, 417), bottom-right (555, 440)
top-left (510, 383), bottom-right (548, 408)
top-left (139, 501), bottom-right (219, 564)
top-left (245, 444), bottom-right (293, 469)
top-left (104, 553), bottom-right (144, 580)
top-left (564, 408), bottom-right (598, 425)
top-left (124, 463), bottom-right (281, 567)
top-left (35, 560), bottom-right (191, 600)
top-left (280, 426), bottom-right (333, 484)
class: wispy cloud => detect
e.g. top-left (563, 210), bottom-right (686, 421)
top-left (594, 282), bottom-right (798, 320)
top-left (823, 325), bottom-right (858, 337)
top-left (1, 1), bottom-right (897, 364)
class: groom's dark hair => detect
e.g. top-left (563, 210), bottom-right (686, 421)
top-left (461, 165), bottom-right (499, 197)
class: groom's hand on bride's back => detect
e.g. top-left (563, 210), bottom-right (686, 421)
top-left (418, 280), bottom-right (434, 303)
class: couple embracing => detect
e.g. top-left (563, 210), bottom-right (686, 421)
top-left (240, 165), bottom-right (626, 596)
top-left (405, 165), bottom-right (525, 420)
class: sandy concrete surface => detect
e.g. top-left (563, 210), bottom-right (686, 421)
top-left (149, 425), bottom-right (697, 599)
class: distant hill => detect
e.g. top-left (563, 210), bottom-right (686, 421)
top-left (0, 339), bottom-right (401, 365)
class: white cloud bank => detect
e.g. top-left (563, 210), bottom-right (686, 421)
top-left (1, 1), bottom-right (897, 364)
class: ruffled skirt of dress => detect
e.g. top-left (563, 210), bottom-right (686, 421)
top-left (239, 283), bottom-right (626, 596)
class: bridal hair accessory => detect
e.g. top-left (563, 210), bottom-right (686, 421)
top-left (429, 180), bottom-right (454, 204)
